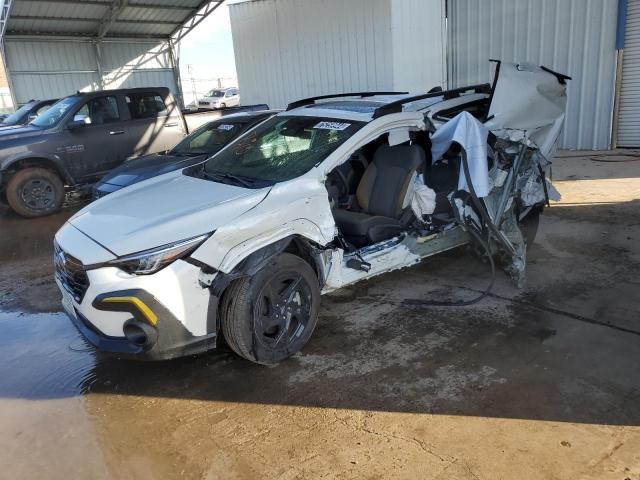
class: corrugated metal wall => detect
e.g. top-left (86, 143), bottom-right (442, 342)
top-left (101, 41), bottom-right (176, 91)
top-left (390, 0), bottom-right (447, 92)
top-left (230, 0), bottom-right (393, 108)
top-left (4, 38), bottom-right (177, 105)
top-left (617, 0), bottom-right (640, 147)
top-left (5, 39), bottom-right (100, 103)
top-left (229, 0), bottom-right (446, 108)
top-left (448, 0), bottom-right (619, 150)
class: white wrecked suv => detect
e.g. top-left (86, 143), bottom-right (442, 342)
top-left (54, 62), bottom-right (569, 364)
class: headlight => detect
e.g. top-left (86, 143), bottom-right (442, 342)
top-left (108, 234), bottom-right (209, 275)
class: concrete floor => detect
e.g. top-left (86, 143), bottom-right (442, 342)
top-left (0, 151), bottom-right (639, 479)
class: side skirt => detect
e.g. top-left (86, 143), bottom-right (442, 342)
top-left (322, 226), bottom-right (470, 293)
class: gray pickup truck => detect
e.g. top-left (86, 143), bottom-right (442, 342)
top-left (0, 87), bottom-right (232, 217)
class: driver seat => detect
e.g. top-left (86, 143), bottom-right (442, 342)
top-left (333, 144), bottom-right (426, 248)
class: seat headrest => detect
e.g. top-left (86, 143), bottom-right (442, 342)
top-left (373, 144), bottom-right (426, 171)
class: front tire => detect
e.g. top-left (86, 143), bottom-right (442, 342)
top-left (520, 208), bottom-right (541, 249)
top-left (220, 253), bottom-right (320, 364)
top-left (6, 167), bottom-right (64, 218)
top-left (220, 103), bottom-right (226, 109)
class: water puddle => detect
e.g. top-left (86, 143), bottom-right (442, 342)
top-left (0, 310), bottom-right (97, 399)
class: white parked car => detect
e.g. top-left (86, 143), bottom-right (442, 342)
top-left (198, 87), bottom-right (240, 109)
top-left (54, 62), bottom-right (569, 364)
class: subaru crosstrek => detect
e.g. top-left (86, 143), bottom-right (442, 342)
top-left (54, 62), bottom-right (569, 364)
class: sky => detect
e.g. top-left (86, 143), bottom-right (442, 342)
top-left (177, 4), bottom-right (238, 82)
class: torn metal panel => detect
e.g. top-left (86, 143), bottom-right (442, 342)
top-left (486, 62), bottom-right (568, 161)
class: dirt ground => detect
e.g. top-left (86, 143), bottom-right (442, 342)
top-left (0, 150), bottom-right (639, 479)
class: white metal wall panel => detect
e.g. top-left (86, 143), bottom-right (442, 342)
top-left (229, 0), bottom-right (446, 109)
top-left (5, 39), bottom-right (100, 103)
top-left (103, 70), bottom-right (176, 91)
top-left (100, 40), bottom-right (177, 94)
top-left (11, 73), bottom-right (99, 103)
top-left (230, 0), bottom-right (393, 108)
top-left (390, 0), bottom-right (447, 92)
top-left (448, 0), bottom-right (618, 150)
top-left (4, 38), bottom-right (177, 105)
top-left (618, 0), bottom-right (640, 147)
top-left (100, 41), bottom-right (172, 71)
top-left (5, 39), bottom-right (96, 72)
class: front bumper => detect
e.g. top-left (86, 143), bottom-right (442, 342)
top-left (62, 288), bottom-right (217, 360)
top-left (56, 258), bottom-right (218, 360)
top-left (198, 102), bottom-right (219, 109)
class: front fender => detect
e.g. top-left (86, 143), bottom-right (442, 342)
top-left (218, 218), bottom-right (329, 273)
top-left (193, 216), bottom-right (331, 274)
top-left (0, 151), bottom-right (72, 184)
top-left (191, 178), bottom-right (337, 273)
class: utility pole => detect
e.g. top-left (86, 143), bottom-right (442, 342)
top-left (188, 64), bottom-right (198, 106)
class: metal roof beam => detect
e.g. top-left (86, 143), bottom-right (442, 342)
top-left (10, 14), bottom-right (180, 26)
top-left (16, 0), bottom-right (194, 11)
top-left (97, 0), bottom-right (127, 38)
top-left (171, 0), bottom-right (223, 44)
top-left (5, 31), bottom-right (166, 39)
top-left (0, 0), bottom-right (14, 40)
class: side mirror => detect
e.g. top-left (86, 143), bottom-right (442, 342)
top-left (68, 114), bottom-right (91, 131)
top-left (27, 114), bottom-right (37, 122)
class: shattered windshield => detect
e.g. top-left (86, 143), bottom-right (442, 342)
top-left (171, 121), bottom-right (246, 155)
top-left (200, 116), bottom-right (364, 185)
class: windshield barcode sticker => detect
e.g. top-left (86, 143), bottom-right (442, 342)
top-left (313, 121), bottom-right (351, 131)
top-left (217, 124), bottom-right (235, 130)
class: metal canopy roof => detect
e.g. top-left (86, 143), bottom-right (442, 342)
top-left (0, 0), bottom-right (224, 41)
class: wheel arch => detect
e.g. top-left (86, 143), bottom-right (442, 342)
top-left (210, 234), bottom-right (327, 298)
top-left (1, 156), bottom-right (71, 185)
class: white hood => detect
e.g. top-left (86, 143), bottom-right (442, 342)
top-left (69, 170), bottom-right (270, 256)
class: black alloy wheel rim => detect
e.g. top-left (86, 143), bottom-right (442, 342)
top-left (253, 271), bottom-right (312, 350)
top-left (20, 178), bottom-right (56, 210)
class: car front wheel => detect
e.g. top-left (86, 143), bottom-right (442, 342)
top-left (220, 252), bottom-right (320, 364)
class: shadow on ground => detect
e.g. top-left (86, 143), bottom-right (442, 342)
top-left (1, 193), bottom-right (639, 427)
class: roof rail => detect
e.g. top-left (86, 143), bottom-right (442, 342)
top-left (286, 91), bottom-right (409, 111)
top-left (371, 83), bottom-right (492, 119)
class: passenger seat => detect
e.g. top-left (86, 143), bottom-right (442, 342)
top-left (333, 144), bottom-right (426, 247)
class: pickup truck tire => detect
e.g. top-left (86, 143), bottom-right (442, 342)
top-left (6, 167), bottom-right (64, 218)
top-left (221, 252), bottom-right (320, 364)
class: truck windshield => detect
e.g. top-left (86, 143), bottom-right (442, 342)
top-left (31, 97), bottom-right (78, 127)
top-left (171, 121), bottom-right (246, 155)
top-left (205, 90), bottom-right (225, 97)
top-left (201, 116), bottom-right (364, 184)
top-left (2, 102), bottom-right (34, 124)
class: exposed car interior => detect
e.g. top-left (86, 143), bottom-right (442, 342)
top-left (331, 142), bottom-right (425, 247)
top-left (327, 125), bottom-right (496, 250)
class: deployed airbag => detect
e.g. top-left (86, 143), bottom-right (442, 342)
top-left (430, 111), bottom-right (490, 197)
top-left (410, 174), bottom-right (436, 218)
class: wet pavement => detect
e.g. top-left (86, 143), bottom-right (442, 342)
top-left (1, 152), bottom-right (639, 479)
